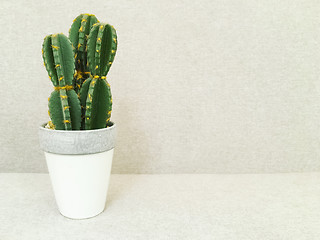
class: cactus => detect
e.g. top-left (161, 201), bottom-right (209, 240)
top-left (42, 15), bottom-right (117, 131)
top-left (79, 23), bottom-right (117, 130)
top-left (69, 14), bottom-right (98, 94)
top-left (42, 33), bottom-right (81, 130)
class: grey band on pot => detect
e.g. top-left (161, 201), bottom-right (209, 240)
top-left (38, 122), bottom-right (116, 155)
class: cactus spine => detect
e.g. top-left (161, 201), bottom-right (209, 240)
top-left (80, 23), bottom-right (117, 130)
top-left (42, 34), bottom-right (81, 130)
top-left (69, 14), bottom-right (98, 94)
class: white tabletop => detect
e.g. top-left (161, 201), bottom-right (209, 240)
top-left (1, 173), bottom-right (319, 240)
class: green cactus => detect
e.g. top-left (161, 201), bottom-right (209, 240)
top-left (79, 23), bottom-right (117, 130)
top-left (42, 33), bottom-right (81, 130)
top-left (69, 14), bottom-right (98, 94)
top-left (42, 15), bottom-right (117, 131)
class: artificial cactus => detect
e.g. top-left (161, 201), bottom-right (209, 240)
top-left (69, 14), bottom-right (99, 94)
top-left (79, 23), bottom-right (117, 130)
top-left (42, 33), bottom-right (81, 130)
top-left (42, 15), bottom-right (117, 131)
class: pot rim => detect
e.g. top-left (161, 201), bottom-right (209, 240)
top-left (38, 121), bottom-right (116, 155)
top-left (39, 121), bottom-right (116, 133)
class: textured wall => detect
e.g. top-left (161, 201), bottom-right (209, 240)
top-left (1, 0), bottom-right (320, 173)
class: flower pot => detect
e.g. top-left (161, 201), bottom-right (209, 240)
top-left (38, 122), bottom-right (116, 219)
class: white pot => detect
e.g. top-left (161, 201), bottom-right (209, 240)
top-left (38, 123), bottom-right (116, 219)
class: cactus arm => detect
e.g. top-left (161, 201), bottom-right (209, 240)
top-left (51, 35), bottom-right (73, 130)
top-left (84, 78), bottom-right (96, 129)
top-left (76, 14), bottom-right (89, 72)
top-left (69, 14), bottom-right (98, 72)
top-left (87, 24), bottom-right (99, 75)
top-left (84, 78), bottom-right (112, 129)
top-left (100, 24), bottom-right (117, 76)
top-left (82, 22), bottom-right (117, 130)
top-left (69, 14), bottom-right (98, 94)
top-left (69, 15), bottom-right (83, 52)
top-left (48, 91), bottom-right (65, 130)
top-left (95, 80), bottom-right (112, 128)
top-left (67, 90), bottom-right (81, 130)
top-left (87, 23), bottom-right (117, 76)
top-left (69, 14), bottom-right (84, 93)
top-left (106, 81), bottom-right (112, 123)
top-left (79, 77), bottom-right (92, 129)
top-left (42, 36), bottom-right (58, 86)
top-left (48, 89), bottom-right (81, 130)
top-left (52, 34), bottom-right (74, 85)
top-left (59, 89), bottom-right (72, 130)
top-left (82, 15), bottom-right (98, 71)
top-left (43, 33), bottom-right (81, 130)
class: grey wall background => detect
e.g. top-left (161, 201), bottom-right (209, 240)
top-left (1, 0), bottom-right (320, 173)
